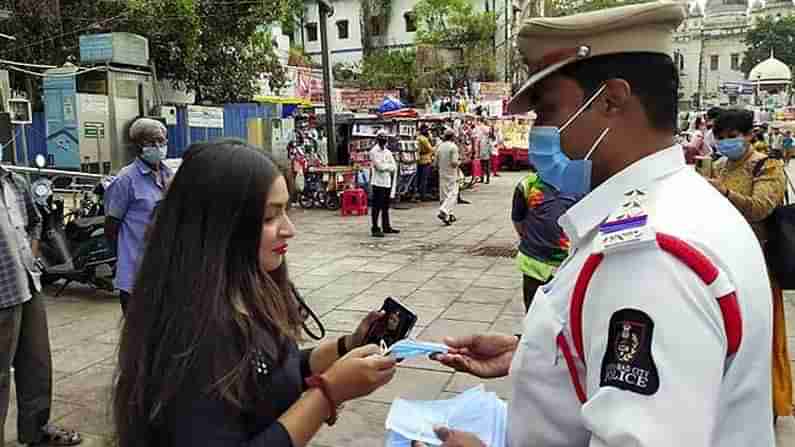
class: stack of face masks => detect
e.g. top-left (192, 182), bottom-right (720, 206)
top-left (384, 385), bottom-right (507, 447)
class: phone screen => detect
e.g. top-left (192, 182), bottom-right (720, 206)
top-left (364, 297), bottom-right (418, 347)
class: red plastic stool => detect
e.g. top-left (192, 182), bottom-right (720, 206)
top-left (341, 188), bottom-right (368, 216)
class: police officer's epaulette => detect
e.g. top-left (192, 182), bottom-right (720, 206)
top-left (595, 188), bottom-right (656, 254)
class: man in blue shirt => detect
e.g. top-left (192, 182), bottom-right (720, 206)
top-left (105, 118), bottom-right (173, 314)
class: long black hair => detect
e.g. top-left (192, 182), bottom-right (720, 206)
top-left (113, 139), bottom-right (302, 447)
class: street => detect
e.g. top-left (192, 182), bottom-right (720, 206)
top-left (3, 170), bottom-right (794, 447)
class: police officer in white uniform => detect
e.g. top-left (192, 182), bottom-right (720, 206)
top-left (430, 2), bottom-right (775, 446)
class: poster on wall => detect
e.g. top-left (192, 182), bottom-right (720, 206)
top-left (187, 105), bottom-right (224, 128)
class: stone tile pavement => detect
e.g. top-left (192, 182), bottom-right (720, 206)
top-left (3, 171), bottom-right (794, 446)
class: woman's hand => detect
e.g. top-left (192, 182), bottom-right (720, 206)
top-left (411, 427), bottom-right (486, 447)
top-left (323, 345), bottom-right (396, 403)
top-left (432, 333), bottom-right (518, 379)
top-left (348, 310), bottom-right (384, 350)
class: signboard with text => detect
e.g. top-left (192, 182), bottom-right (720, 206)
top-left (187, 105), bottom-right (224, 128)
top-left (479, 82), bottom-right (511, 100)
top-left (340, 89), bottom-right (400, 111)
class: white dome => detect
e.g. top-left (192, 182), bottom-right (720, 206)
top-left (749, 55), bottom-right (792, 84)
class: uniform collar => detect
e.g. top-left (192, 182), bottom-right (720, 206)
top-left (134, 157), bottom-right (170, 176)
top-left (559, 145), bottom-right (686, 246)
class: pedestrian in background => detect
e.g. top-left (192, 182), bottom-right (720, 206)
top-left (437, 128), bottom-right (460, 225)
top-left (369, 130), bottom-right (399, 238)
top-left (105, 118), bottom-right (173, 314)
top-left (113, 140), bottom-right (396, 447)
top-left (783, 130), bottom-right (793, 164)
top-left (752, 128), bottom-right (769, 154)
top-left (415, 125), bottom-right (435, 202)
top-left (511, 171), bottom-right (575, 311)
top-left (708, 108), bottom-right (793, 421)
top-left (703, 106), bottom-right (722, 154)
top-left (770, 126), bottom-right (784, 158)
top-left (479, 127), bottom-right (494, 184)
top-left (0, 165), bottom-right (82, 446)
top-left (491, 122), bottom-right (502, 178)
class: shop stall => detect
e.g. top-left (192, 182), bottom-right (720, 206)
top-left (495, 113), bottom-right (535, 170)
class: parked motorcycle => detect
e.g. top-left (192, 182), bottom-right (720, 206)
top-left (30, 155), bottom-right (117, 296)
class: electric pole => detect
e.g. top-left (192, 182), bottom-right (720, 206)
top-left (317, 0), bottom-right (337, 164)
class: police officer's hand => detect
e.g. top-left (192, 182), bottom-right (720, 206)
top-left (410, 426), bottom-right (486, 447)
top-left (432, 333), bottom-right (518, 378)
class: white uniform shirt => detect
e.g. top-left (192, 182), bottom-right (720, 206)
top-left (507, 146), bottom-right (774, 447)
top-left (369, 144), bottom-right (396, 188)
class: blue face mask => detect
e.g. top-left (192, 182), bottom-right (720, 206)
top-left (716, 137), bottom-right (747, 160)
top-left (383, 339), bottom-right (449, 360)
top-left (528, 85), bottom-right (610, 196)
top-left (140, 144), bottom-right (168, 165)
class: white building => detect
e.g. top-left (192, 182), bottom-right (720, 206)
top-left (296, 0), bottom-right (526, 79)
top-left (673, 0), bottom-right (795, 110)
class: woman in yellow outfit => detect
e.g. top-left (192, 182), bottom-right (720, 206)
top-left (708, 109), bottom-right (793, 421)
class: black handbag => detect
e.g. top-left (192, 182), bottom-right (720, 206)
top-left (765, 167), bottom-right (795, 289)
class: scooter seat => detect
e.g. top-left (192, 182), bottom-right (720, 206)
top-left (47, 261), bottom-right (75, 275)
top-left (72, 216), bottom-right (104, 229)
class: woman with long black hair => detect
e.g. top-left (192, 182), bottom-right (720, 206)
top-left (113, 139), bottom-right (396, 447)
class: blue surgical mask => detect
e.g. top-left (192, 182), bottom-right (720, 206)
top-left (141, 144), bottom-right (167, 164)
top-left (384, 339), bottom-right (449, 360)
top-left (528, 85), bottom-right (610, 196)
top-left (716, 137), bottom-right (746, 161)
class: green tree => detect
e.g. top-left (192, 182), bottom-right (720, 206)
top-left (359, 49), bottom-right (417, 92)
top-left (549, 0), bottom-right (654, 16)
top-left (0, 0), bottom-right (301, 105)
top-left (741, 15), bottom-right (795, 77)
top-left (412, 0), bottom-right (497, 83)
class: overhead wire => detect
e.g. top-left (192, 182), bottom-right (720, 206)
top-left (0, 12), bottom-right (129, 54)
top-left (3, 64), bottom-right (106, 78)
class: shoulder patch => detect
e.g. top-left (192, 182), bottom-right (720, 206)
top-left (600, 308), bottom-right (659, 396)
top-left (597, 189), bottom-right (656, 253)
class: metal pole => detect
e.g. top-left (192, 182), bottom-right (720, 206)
top-left (96, 131), bottom-right (102, 174)
top-left (505, 0), bottom-right (510, 82)
top-left (318, 0), bottom-right (337, 165)
top-left (19, 124), bottom-right (28, 166)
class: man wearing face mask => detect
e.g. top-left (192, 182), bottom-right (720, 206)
top-left (105, 118), bottom-right (173, 313)
top-left (430, 3), bottom-right (776, 446)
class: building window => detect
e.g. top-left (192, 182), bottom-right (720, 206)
top-left (306, 23), bottom-right (318, 42)
top-left (731, 53), bottom-right (740, 70)
top-left (710, 55), bottom-right (719, 71)
top-left (370, 16), bottom-right (385, 36)
top-left (405, 12), bottom-right (417, 32)
top-left (674, 51), bottom-right (684, 71)
top-left (337, 20), bottom-right (349, 39)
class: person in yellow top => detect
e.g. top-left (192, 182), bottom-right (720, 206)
top-left (752, 128), bottom-right (770, 154)
top-left (708, 108), bottom-right (793, 422)
top-left (415, 125), bottom-right (435, 202)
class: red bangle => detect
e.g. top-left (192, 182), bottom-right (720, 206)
top-left (305, 375), bottom-right (339, 426)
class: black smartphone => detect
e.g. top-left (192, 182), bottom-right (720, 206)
top-left (364, 297), bottom-right (418, 347)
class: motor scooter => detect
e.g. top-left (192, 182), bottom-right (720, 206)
top-left (30, 155), bottom-right (117, 296)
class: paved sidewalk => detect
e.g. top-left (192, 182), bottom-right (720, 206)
top-left (2, 171), bottom-right (794, 446)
